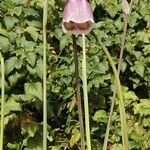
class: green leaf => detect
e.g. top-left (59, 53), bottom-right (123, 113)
top-left (13, 0), bottom-right (28, 5)
top-left (134, 99), bottom-right (150, 117)
top-left (0, 28), bottom-right (9, 37)
top-left (35, 59), bottom-right (43, 79)
top-left (4, 97), bottom-right (22, 115)
top-left (0, 36), bottom-right (10, 52)
top-left (67, 97), bottom-right (76, 112)
top-left (5, 57), bottom-right (23, 75)
top-left (24, 82), bottom-right (42, 100)
top-left (112, 144), bottom-right (123, 150)
top-left (69, 129), bottom-right (80, 147)
top-left (5, 57), bottom-right (17, 75)
top-left (59, 34), bottom-right (70, 50)
top-left (13, 6), bottom-right (22, 16)
top-left (131, 61), bottom-right (145, 77)
top-left (7, 143), bottom-right (20, 149)
top-left (92, 140), bottom-right (103, 150)
top-left (25, 132), bottom-right (42, 150)
top-left (22, 123), bottom-right (38, 137)
top-left (26, 26), bottom-right (39, 42)
top-left (93, 110), bottom-right (108, 123)
top-left (26, 52), bottom-right (36, 67)
top-left (51, 146), bottom-right (62, 150)
top-left (4, 16), bottom-right (19, 30)
top-left (11, 94), bottom-right (34, 102)
top-left (8, 72), bottom-right (23, 86)
top-left (23, 8), bottom-right (40, 17)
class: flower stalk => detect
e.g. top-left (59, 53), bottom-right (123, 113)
top-left (43, 0), bottom-right (48, 149)
top-left (93, 32), bottom-right (128, 150)
top-left (82, 34), bottom-right (91, 150)
top-left (0, 53), bottom-right (5, 150)
top-left (103, 1), bottom-right (133, 149)
top-left (72, 35), bottom-right (85, 150)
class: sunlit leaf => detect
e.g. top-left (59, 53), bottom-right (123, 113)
top-left (24, 82), bottom-right (42, 100)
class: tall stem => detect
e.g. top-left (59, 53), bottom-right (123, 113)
top-left (0, 54), bottom-right (5, 150)
top-left (102, 0), bottom-right (134, 148)
top-left (93, 32), bottom-right (128, 150)
top-left (72, 35), bottom-right (85, 150)
top-left (43, 0), bottom-right (48, 149)
top-left (103, 14), bottom-right (128, 150)
top-left (82, 34), bottom-right (91, 150)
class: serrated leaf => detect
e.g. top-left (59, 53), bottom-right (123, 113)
top-left (8, 72), bottom-right (23, 86)
top-left (134, 99), bottom-right (150, 117)
top-left (67, 97), bottom-right (76, 112)
top-left (14, 58), bottom-right (23, 69)
top-left (0, 36), bottom-right (10, 52)
top-left (69, 129), bottom-right (80, 147)
top-left (35, 59), bottom-right (43, 79)
top-left (5, 57), bottom-right (17, 75)
top-left (4, 97), bottom-right (22, 115)
top-left (23, 8), bottom-right (40, 17)
top-left (26, 52), bottom-right (36, 67)
top-left (13, 6), bottom-right (22, 16)
top-left (11, 94), bottom-right (34, 102)
top-left (13, 0), bottom-right (28, 5)
top-left (22, 123), bottom-right (38, 137)
top-left (24, 82), bottom-right (42, 100)
top-left (59, 34), bottom-right (70, 50)
top-left (26, 27), bottom-right (39, 42)
top-left (4, 16), bottom-right (19, 30)
top-left (0, 28), bottom-right (9, 37)
top-left (25, 132), bottom-right (42, 150)
top-left (93, 110), bottom-right (107, 123)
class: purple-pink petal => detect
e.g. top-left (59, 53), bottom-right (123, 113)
top-left (62, 0), bottom-right (94, 35)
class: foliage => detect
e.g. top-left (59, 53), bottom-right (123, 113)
top-left (0, 0), bottom-right (150, 149)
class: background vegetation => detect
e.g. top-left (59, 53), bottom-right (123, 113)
top-left (0, 0), bottom-right (150, 149)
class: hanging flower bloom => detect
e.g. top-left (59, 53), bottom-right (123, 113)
top-left (122, 0), bottom-right (130, 14)
top-left (62, 0), bottom-right (94, 35)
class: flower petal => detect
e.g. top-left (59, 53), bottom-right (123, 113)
top-left (62, 0), bottom-right (94, 35)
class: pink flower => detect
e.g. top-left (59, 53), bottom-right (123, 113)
top-left (62, 0), bottom-right (94, 35)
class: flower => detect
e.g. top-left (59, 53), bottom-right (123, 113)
top-left (62, 0), bottom-right (94, 35)
top-left (122, 0), bottom-right (130, 14)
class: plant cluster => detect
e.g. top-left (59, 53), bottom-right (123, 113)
top-left (0, 0), bottom-right (150, 149)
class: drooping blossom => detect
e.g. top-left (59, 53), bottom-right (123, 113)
top-left (122, 0), bottom-right (130, 14)
top-left (62, 0), bottom-right (94, 35)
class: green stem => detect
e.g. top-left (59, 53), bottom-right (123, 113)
top-left (72, 35), bottom-right (85, 150)
top-left (102, 1), bottom-right (134, 148)
top-left (93, 32), bottom-right (128, 150)
top-left (103, 14), bottom-right (128, 150)
top-left (82, 34), bottom-right (91, 150)
top-left (43, 0), bottom-right (48, 149)
top-left (0, 54), bottom-right (5, 150)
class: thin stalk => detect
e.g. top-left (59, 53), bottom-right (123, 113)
top-left (0, 54), bottom-right (5, 150)
top-left (82, 34), bottom-right (91, 150)
top-left (103, 14), bottom-right (128, 150)
top-left (43, 0), bottom-right (48, 149)
top-left (93, 32), bottom-right (128, 150)
top-left (72, 35), bottom-right (85, 150)
top-left (102, 1), bottom-right (134, 148)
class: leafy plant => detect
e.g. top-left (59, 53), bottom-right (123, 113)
top-left (0, 0), bottom-right (150, 149)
